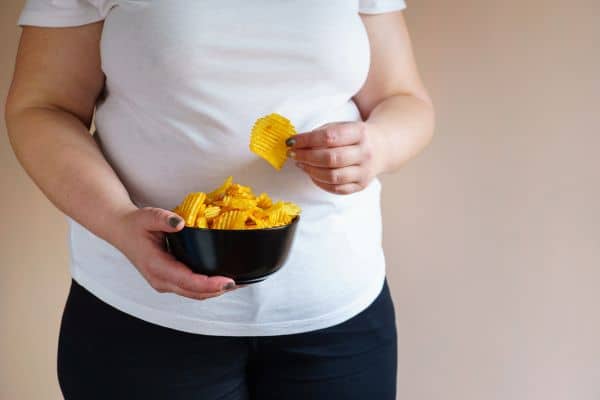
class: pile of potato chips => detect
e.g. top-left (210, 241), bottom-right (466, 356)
top-left (173, 176), bottom-right (301, 230)
top-left (249, 113), bottom-right (296, 170)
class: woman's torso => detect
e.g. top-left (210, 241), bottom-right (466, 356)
top-left (70, 0), bottom-right (387, 336)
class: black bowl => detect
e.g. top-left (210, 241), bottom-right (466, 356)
top-left (165, 217), bottom-right (299, 284)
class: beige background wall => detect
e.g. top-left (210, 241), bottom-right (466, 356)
top-left (1, 0), bottom-right (599, 399)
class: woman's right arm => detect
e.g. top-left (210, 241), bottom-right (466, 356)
top-left (5, 24), bottom-right (237, 297)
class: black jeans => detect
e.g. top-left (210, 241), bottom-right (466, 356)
top-left (57, 278), bottom-right (397, 399)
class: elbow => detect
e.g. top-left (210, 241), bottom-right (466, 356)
top-left (395, 87), bottom-right (436, 149)
top-left (4, 90), bottom-right (21, 148)
top-left (413, 91), bottom-right (436, 151)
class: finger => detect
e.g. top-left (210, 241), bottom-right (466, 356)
top-left (297, 164), bottom-right (363, 185)
top-left (139, 207), bottom-right (185, 232)
top-left (291, 146), bottom-right (362, 168)
top-left (163, 283), bottom-right (226, 300)
top-left (310, 178), bottom-right (364, 195)
top-left (289, 123), bottom-right (365, 149)
top-left (150, 250), bottom-right (236, 293)
top-left (169, 281), bottom-right (242, 300)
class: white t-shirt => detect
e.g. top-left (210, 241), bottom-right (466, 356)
top-left (18, 0), bottom-right (406, 336)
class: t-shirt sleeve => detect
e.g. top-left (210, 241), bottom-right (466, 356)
top-left (17, 0), bottom-right (113, 27)
top-left (359, 0), bottom-right (407, 14)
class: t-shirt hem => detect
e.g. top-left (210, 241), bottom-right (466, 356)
top-left (17, 11), bottom-right (105, 27)
top-left (359, 0), bottom-right (407, 14)
top-left (71, 267), bottom-right (386, 337)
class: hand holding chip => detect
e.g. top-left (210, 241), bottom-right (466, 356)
top-left (286, 122), bottom-right (383, 195)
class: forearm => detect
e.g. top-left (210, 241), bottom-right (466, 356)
top-left (366, 94), bottom-right (435, 175)
top-left (6, 106), bottom-right (137, 246)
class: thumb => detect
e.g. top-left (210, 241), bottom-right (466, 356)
top-left (139, 207), bottom-right (185, 232)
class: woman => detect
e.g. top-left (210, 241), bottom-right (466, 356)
top-left (5, 0), bottom-right (434, 398)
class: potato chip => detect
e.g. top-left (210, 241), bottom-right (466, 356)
top-left (249, 113), bottom-right (296, 170)
top-left (246, 213), bottom-right (268, 229)
top-left (184, 192), bottom-right (206, 226)
top-left (212, 210), bottom-right (248, 230)
top-left (256, 193), bottom-right (272, 209)
top-left (268, 209), bottom-right (292, 227)
top-left (204, 206), bottom-right (221, 220)
top-left (195, 216), bottom-right (208, 229)
top-left (250, 207), bottom-right (269, 220)
top-left (229, 198), bottom-right (257, 210)
top-left (172, 177), bottom-right (300, 230)
top-left (213, 196), bottom-right (231, 208)
top-left (207, 176), bottom-right (233, 201)
top-left (227, 183), bottom-right (253, 198)
top-left (282, 202), bottom-right (301, 217)
top-left (179, 193), bottom-right (195, 215)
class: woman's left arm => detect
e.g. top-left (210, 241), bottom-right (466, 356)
top-left (289, 11), bottom-right (435, 194)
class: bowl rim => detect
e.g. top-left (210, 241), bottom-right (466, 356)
top-left (178, 215), bottom-right (300, 232)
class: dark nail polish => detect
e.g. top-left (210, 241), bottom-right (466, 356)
top-left (285, 137), bottom-right (296, 147)
top-left (222, 282), bottom-right (236, 291)
top-left (168, 216), bottom-right (182, 228)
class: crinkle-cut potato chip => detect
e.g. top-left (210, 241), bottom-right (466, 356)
top-left (204, 206), bottom-right (221, 220)
top-left (250, 207), bottom-right (269, 220)
top-left (207, 176), bottom-right (233, 201)
top-left (171, 176), bottom-right (300, 230)
top-left (249, 113), bottom-right (296, 170)
top-left (265, 202), bottom-right (292, 227)
top-left (183, 192), bottom-right (206, 226)
top-left (282, 202), bottom-right (301, 216)
top-left (227, 183), bottom-right (253, 198)
top-left (195, 216), bottom-right (208, 229)
top-left (213, 196), bottom-right (231, 208)
top-left (213, 196), bottom-right (257, 211)
top-left (213, 210), bottom-right (248, 230)
top-left (268, 209), bottom-right (292, 227)
top-left (229, 198), bottom-right (257, 210)
top-left (179, 193), bottom-right (194, 215)
top-left (246, 213), bottom-right (268, 229)
top-left (256, 193), bottom-right (272, 209)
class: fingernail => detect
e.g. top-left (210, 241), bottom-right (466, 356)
top-left (287, 149), bottom-right (296, 158)
top-left (222, 282), bottom-right (236, 291)
top-left (168, 216), bottom-right (183, 228)
top-left (295, 162), bottom-right (304, 169)
top-left (285, 137), bottom-right (296, 147)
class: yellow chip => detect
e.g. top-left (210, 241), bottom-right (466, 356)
top-left (268, 209), bottom-right (292, 227)
top-left (249, 113), bottom-right (296, 170)
top-left (175, 194), bottom-right (190, 221)
top-left (174, 176), bottom-right (300, 230)
top-left (263, 202), bottom-right (291, 226)
top-left (195, 216), bottom-right (208, 228)
top-left (214, 196), bottom-right (256, 210)
top-left (184, 192), bottom-right (207, 226)
top-left (245, 214), bottom-right (268, 229)
top-left (282, 202), bottom-right (301, 217)
top-left (204, 206), bottom-right (221, 220)
top-left (212, 210), bottom-right (248, 230)
top-left (229, 198), bottom-right (257, 210)
top-left (256, 193), bottom-right (272, 209)
top-left (179, 193), bottom-right (195, 215)
top-left (213, 196), bottom-right (232, 209)
top-left (227, 183), bottom-right (254, 198)
top-left (207, 176), bottom-right (233, 201)
top-left (250, 207), bottom-right (269, 220)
